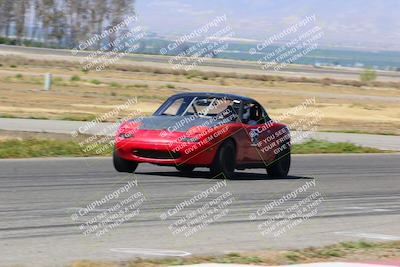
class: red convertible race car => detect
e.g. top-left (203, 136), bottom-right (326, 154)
top-left (113, 92), bottom-right (291, 179)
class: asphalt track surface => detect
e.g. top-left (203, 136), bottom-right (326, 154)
top-left (1, 154), bottom-right (400, 266)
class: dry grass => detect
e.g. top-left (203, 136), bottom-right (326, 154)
top-left (1, 55), bottom-right (400, 88)
top-left (0, 130), bottom-right (112, 158)
top-left (0, 55), bottom-right (399, 134)
top-left (64, 241), bottom-right (400, 267)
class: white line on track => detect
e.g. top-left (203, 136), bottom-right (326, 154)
top-left (343, 206), bottom-right (391, 212)
top-left (109, 248), bottom-right (191, 257)
top-left (335, 231), bottom-right (400, 241)
top-left (67, 207), bottom-right (109, 212)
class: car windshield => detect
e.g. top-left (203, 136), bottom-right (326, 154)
top-left (156, 96), bottom-right (240, 118)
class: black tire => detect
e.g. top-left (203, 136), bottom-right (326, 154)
top-left (267, 149), bottom-right (291, 177)
top-left (113, 149), bottom-right (138, 173)
top-left (176, 165), bottom-right (195, 174)
top-left (210, 139), bottom-right (236, 179)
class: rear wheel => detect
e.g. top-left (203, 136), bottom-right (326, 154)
top-left (176, 165), bottom-right (195, 174)
top-left (113, 149), bottom-right (138, 173)
top-left (267, 149), bottom-right (291, 177)
top-left (210, 139), bottom-right (236, 179)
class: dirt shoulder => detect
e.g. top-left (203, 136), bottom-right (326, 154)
top-left (66, 241), bottom-right (400, 267)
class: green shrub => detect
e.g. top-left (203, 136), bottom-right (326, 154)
top-left (90, 79), bottom-right (101, 85)
top-left (360, 69), bottom-right (377, 82)
top-left (70, 75), bottom-right (81, 82)
top-left (0, 37), bottom-right (17, 45)
top-left (110, 82), bottom-right (120, 87)
top-left (131, 84), bottom-right (148, 88)
top-left (61, 114), bottom-right (97, 121)
top-left (292, 139), bottom-right (383, 154)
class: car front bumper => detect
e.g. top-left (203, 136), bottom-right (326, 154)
top-left (115, 139), bottom-right (218, 166)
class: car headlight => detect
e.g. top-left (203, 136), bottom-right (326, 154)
top-left (119, 133), bottom-right (134, 139)
top-left (179, 137), bottom-right (200, 142)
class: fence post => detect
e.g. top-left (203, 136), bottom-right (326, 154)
top-left (44, 73), bottom-right (52, 91)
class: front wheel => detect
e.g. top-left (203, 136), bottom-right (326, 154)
top-left (210, 139), bottom-right (236, 179)
top-left (113, 149), bottom-right (138, 173)
top-left (267, 150), bottom-right (291, 177)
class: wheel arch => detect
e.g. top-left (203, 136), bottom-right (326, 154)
top-left (213, 136), bottom-right (237, 161)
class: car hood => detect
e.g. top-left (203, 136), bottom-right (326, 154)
top-left (131, 115), bottom-right (229, 132)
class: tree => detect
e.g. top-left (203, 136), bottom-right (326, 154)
top-left (15, 0), bottom-right (29, 43)
top-left (35, 0), bottom-right (56, 41)
top-left (0, 0), bottom-right (136, 48)
top-left (30, 0), bottom-right (41, 40)
top-left (65, 0), bottom-right (84, 46)
top-left (87, 0), bottom-right (109, 49)
top-left (0, 0), bottom-right (15, 37)
top-left (0, 0), bottom-right (5, 35)
top-left (50, 9), bottom-right (66, 46)
top-left (107, 0), bottom-right (135, 50)
top-left (360, 69), bottom-right (377, 83)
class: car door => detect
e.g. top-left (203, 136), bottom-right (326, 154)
top-left (242, 102), bottom-right (276, 164)
top-left (239, 102), bottom-right (262, 163)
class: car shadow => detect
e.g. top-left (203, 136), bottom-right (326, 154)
top-left (135, 170), bottom-right (314, 181)
top-left (233, 173), bottom-right (313, 181)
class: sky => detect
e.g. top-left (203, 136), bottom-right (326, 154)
top-left (136, 0), bottom-right (400, 50)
